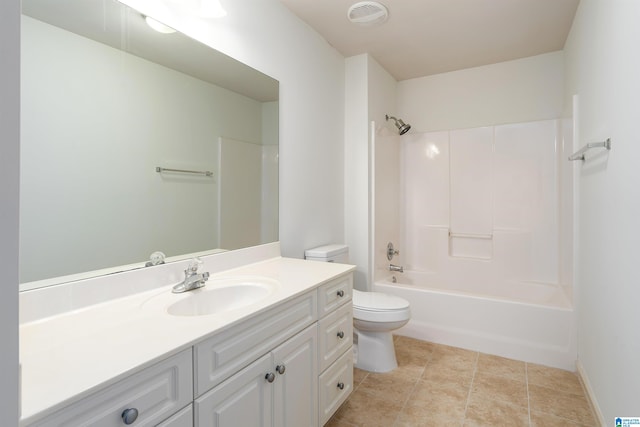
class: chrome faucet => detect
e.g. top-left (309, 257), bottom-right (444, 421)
top-left (172, 258), bottom-right (210, 293)
top-left (389, 263), bottom-right (404, 273)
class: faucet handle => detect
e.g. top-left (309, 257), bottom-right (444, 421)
top-left (187, 257), bottom-right (203, 273)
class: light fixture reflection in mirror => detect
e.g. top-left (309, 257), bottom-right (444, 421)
top-left (19, 0), bottom-right (278, 290)
top-left (144, 15), bottom-right (177, 33)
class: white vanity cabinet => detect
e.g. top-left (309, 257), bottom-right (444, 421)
top-left (195, 325), bottom-right (318, 427)
top-left (316, 274), bottom-right (353, 426)
top-left (28, 349), bottom-right (193, 427)
top-left (22, 265), bottom-right (355, 427)
top-left (193, 291), bottom-right (319, 427)
top-left (193, 272), bottom-right (353, 427)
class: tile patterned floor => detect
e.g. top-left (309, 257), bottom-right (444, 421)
top-left (326, 336), bottom-right (597, 427)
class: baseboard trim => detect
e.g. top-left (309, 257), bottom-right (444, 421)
top-left (576, 359), bottom-right (606, 427)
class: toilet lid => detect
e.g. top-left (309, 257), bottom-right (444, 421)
top-left (352, 289), bottom-right (410, 312)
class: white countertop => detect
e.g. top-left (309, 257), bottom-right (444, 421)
top-left (19, 256), bottom-right (355, 425)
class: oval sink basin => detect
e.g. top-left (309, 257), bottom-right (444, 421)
top-left (166, 277), bottom-right (279, 317)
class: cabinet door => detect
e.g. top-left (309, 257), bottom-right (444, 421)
top-left (195, 354), bottom-right (273, 427)
top-left (272, 325), bottom-right (318, 427)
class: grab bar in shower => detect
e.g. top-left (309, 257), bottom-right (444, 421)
top-left (568, 138), bottom-right (611, 161)
top-left (156, 166), bottom-right (214, 177)
top-left (448, 231), bottom-right (493, 239)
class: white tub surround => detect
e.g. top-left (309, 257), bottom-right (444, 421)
top-left (19, 244), bottom-right (355, 426)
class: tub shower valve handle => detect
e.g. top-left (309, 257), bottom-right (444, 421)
top-left (387, 242), bottom-right (400, 261)
top-left (389, 263), bottom-right (404, 273)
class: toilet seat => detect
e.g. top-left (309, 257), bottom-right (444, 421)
top-left (352, 290), bottom-right (411, 323)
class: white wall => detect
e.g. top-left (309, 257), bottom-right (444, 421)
top-left (564, 0), bottom-right (640, 421)
top-left (345, 54), bottom-right (397, 290)
top-left (398, 51), bottom-right (565, 132)
top-left (0, 0), bottom-right (20, 423)
top-left (121, 0), bottom-right (346, 259)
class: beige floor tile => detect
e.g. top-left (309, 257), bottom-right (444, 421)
top-left (422, 345), bottom-right (477, 387)
top-left (353, 368), bottom-right (368, 387)
top-left (395, 335), bottom-right (437, 357)
top-left (527, 363), bottom-right (584, 396)
top-left (403, 378), bottom-right (469, 424)
top-left (470, 371), bottom-right (528, 408)
top-left (530, 410), bottom-right (593, 427)
top-left (528, 384), bottom-right (596, 425)
top-left (357, 372), bottom-right (418, 405)
top-left (464, 395), bottom-right (530, 427)
top-left (476, 353), bottom-right (526, 383)
top-left (333, 389), bottom-right (404, 427)
top-left (324, 415), bottom-right (359, 427)
top-left (395, 410), bottom-right (465, 427)
top-left (421, 363), bottom-right (474, 389)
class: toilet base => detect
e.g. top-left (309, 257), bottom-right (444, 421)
top-left (353, 328), bottom-right (398, 373)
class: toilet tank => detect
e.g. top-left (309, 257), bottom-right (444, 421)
top-left (304, 244), bottom-right (349, 263)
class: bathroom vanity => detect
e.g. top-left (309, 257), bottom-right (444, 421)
top-left (19, 247), bottom-right (354, 426)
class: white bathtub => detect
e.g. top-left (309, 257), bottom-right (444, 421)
top-left (374, 271), bottom-right (577, 370)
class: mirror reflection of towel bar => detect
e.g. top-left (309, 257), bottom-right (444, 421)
top-left (448, 231), bottom-right (493, 239)
top-left (156, 166), bottom-right (213, 177)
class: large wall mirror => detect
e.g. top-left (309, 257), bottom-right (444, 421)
top-left (20, 0), bottom-right (279, 290)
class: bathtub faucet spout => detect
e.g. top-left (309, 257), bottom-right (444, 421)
top-left (389, 263), bottom-right (404, 273)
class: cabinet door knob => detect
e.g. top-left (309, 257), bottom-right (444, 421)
top-left (337, 331), bottom-right (345, 339)
top-left (121, 408), bottom-right (139, 425)
top-left (265, 372), bottom-right (276, 383)
top-left (337, 290), bottom-right (345, 297)
top-left (337, 382), bottom-right (345, 390)
top-left (276, 364), bottom-right (286, 375)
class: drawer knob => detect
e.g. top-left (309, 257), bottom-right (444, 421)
top-left (276, 364), bottom-right (286, 375)
top-left (337, 331), bottom-right (345, 339)
top-left (337, 290), bottom-right (345, 297)
top-left (121, 408), bottom-right (139, 425)
top-left (265, 372), bottom-right (276, 383)
top-left (337, 382), bottom-right (345, 390)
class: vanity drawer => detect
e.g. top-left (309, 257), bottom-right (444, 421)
top-left (318, 301), bottom-right (353, 372)
top-left (318, 348), bottom-right (353, 426)
top-left (29, 349), bottom-right (193, 427)
top-left (194, 291), bottom-right (317, 397)
top-left (157, 404), bottom-right (192, 427)
top-left (317, 274), bottom-right (352, 317)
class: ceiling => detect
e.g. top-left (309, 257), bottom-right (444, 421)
top-left (279, 0), bottom-right (580, 81)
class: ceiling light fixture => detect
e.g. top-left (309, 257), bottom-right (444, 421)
top-left (144, 16), bottom-right (176, 34)
top-left (200, 0), bottom-right (227, 18)
top-left (347, 1), bottom-right (389, 26)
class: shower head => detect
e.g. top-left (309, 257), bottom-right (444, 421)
top-left (385, 114), bottom-right (411, 135)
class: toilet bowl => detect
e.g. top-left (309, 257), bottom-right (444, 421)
top-left (352, 289), bottom-right (410, 372)
top-left (304, 244), bottom-right (411, 372)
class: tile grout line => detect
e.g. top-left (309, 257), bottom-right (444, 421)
top-left (391, 362), bottom-right (427, 427)
top-left (461, 351), bottom-right (480, 425)
top-left (525, 362), bottom-right (532, 427)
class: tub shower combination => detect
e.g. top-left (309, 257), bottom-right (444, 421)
top-left (373, 118), bottom-right (576, 370)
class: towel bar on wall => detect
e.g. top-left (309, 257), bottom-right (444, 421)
top-left (568, 138), bottom-right (611, 161)
top-left (156, 166), bottom-right (213, 177)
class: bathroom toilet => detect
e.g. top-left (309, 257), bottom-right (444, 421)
top-left (305, 244), bottom-right (411, 373)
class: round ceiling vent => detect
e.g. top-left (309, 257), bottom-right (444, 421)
top-left (347, 1), bottom-right (389, 26)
